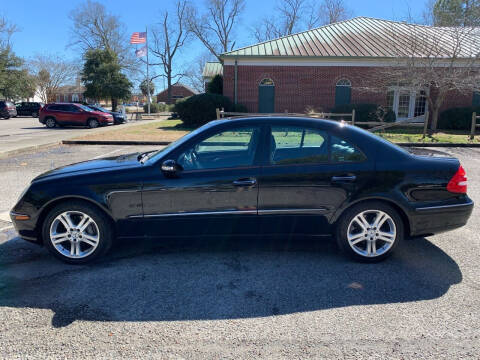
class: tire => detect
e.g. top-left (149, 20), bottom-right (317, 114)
top-left (45, 117), bottom-right (56, 128)
top-left (336, 201), bottom-right (403, 263)
top-left (87, 118), bottom-right (99, 128)
top-left (42, 201), bottom-right (114, 264)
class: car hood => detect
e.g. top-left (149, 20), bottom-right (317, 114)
top-left (33, 152), bottom-right (142, 182)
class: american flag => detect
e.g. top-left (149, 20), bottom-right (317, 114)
top-left (130, 32), bottom-right (146, 44)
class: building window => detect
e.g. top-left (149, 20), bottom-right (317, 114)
top-left (56, 95), bottom-right (61, 102)
top-left (386, 88), bottom-right (428, 121)
top-left (72, 93), bottom-right (79, 102)
top-left (335, 78), bottom-right (351, 106)
top-left (414, 90), bottom-right (427, 117)
top-left (63, 94), bottom-right (69, 102)
top-left (259, 78), bottom-right (274, 86)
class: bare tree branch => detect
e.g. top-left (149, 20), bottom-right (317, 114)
top-left (187, 0), bottom-right (245, 61)
top-left (151, 0), bottom-right (190, 104)
top-left (356, 23), bottom-right (480, 131)
top-left (29, 54), bottom-right (79, 103)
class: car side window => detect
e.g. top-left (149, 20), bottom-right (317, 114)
top-left (270, 126), bottom-right (328, 165)
top-left (331, 136), bottom-right (366, 162)
top-left (177, 127), bottom-right (260, 171)
top-left (69, 105), bottom-right (80, 112)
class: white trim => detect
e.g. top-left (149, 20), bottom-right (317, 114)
top-left (223, 57), bottom-right (479, 68)
top-left (388, 87), bottom-right (428, 121)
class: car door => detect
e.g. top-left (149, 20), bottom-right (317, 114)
top-left (141, 124), bottom-right (264, 237)
top-left (257, 122), bottom-right (374, 236)
top-left (65, 104), bottom-right (85, 125)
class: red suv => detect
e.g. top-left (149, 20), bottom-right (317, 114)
top-left (39, 103), bottom-right (114, 128)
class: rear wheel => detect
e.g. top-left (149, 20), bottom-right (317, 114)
top-left (336, 201), bottom-right (403, 262)
top-left (42, 201), bottom-right (113, 264)
top-left (45, 117), bottom-right (56, 128)
top-left (87, 118), bottom-right (99, 128)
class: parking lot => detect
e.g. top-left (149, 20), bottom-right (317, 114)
top-left (0, 144), bottom-right (479, 358)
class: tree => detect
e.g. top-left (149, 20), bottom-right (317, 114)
top-left (29, 55), bottom-right (78, 103)
top-left (140, 79), bottom-right (155, 97)
top-left (184, 52), bottom-right (213, 93)
top-left (207, 74), bottom-right (223, 94)
top-left (358, 24), bottom-right (480, 131)
top-left (316, 0), bottom-right (351, 26)
top-left (253, 0), bottom-right (351, 42)
top-left (81, 49), bottom-right (132, 111)
top-left (150, 0), bottom-right (190, 104)
top-left (69, 0), bottom-right (135, 70)
top-left (186, 0), bottom-right (245, 62)
top-left (433, 0), bottom-right (480, 26)
top-left (253, 0), bottom-right (305, 42)
top-left (0, 17), bottom-right (35, 100)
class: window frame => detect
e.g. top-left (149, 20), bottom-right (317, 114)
top-left (265, 124), bottom-right (367, 167)
top-left (172, 124), bottom-right (265, 173)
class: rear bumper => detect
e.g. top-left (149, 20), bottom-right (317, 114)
top-left (410, 199), bottom-right (474, 236)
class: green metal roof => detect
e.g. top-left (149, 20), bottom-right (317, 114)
top-left (202, 62), bottom-right (223, 78)
top-left (221, 17), bottom-right (480, 59)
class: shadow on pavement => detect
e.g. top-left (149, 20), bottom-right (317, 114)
top-left (0, 234), bottom-right (461, 327)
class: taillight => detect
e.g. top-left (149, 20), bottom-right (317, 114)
top-left (447, 165), bottom-right (467, 194)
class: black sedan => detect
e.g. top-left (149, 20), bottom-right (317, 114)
top-left (10, 117), bottom-right (473, 264)
top-left (87, 104), bottom-right (126, 124)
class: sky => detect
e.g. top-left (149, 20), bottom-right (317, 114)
top-left (1, 0), bottom-right (430, 90)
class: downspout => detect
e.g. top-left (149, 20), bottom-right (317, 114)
top-left (234, 58), bottom-right (238, 105)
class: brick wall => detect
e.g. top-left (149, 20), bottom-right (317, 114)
top-left (223, 65), bottom-right (472, 114)
top-left (157, 86), bottom-right (196, 104)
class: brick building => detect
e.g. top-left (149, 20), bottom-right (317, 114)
top-left (156, 84), bottom-right (198, 104)
top-left (220, 17), bottom-right (480, 121)
top-left (54, 78), bottom-right (88, 103)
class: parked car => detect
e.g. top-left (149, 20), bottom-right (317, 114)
top-left (86, 104), bottom-right (126, 124)
top-left (39, 103), bottom-right (114, 128)
top-left (15, 102), bottom-right (45, 117)
top-left (10, 117), bottom-right (473, 264)
top-left (0, 100), bottom-right (17, 119)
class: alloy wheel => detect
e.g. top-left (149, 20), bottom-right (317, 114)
top-left (45, 118), bottom-right (56, 128)
top-left (347, 210), bottom-right (396, 257)
top-left (49, 211), bottom-right (100, 259)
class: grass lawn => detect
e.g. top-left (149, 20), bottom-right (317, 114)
top-left (72, 119), bottom-right (191, 142)
top-left (73, 120), bottom-right (480, 145)
top-left (377, 127), bottom-right (480, 144)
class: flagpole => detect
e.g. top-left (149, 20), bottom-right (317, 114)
top-left (146, 26), bottom-right (150, 115)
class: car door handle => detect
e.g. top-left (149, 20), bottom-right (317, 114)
top-left (331, 175), bottom-right (356, 182)
top-left (233, 178), bottom-right (257, 186)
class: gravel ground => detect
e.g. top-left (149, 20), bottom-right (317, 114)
top-left (0, 145), bottom-right (479, 359)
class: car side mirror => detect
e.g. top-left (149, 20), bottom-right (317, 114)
top-left (161, 159), bottom-right (183, 177)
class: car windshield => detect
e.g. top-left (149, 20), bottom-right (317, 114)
top-left (77, 104), bottom-right (94, 112)
top-left (145, 126), bottom-right (210, 163)
top-left (91, 105), bottom-right (108, 112)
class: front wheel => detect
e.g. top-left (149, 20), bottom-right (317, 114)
top-left (42, 201), bottom-right (113, 264)
top-left (87, 118), bottom-right (99, 128)
top-left (336, 201), bottom-right (403, 262)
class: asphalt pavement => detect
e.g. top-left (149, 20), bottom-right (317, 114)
top-left (0, 116), bottom-right (154, 158)
top-left (0, 145), bottom-right (479, 358)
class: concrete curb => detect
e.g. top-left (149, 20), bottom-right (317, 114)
top-left (62, 140), bottom-right (171, 146)
top-left (0, 142), bottom-right (61, 160)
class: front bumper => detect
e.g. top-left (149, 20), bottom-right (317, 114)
top-left (10, 211), bottom-right (40, 243)
top-left (410, 199), bottom-right (474, 236)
